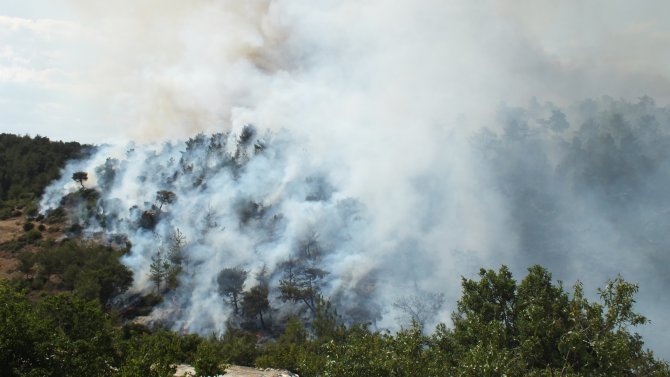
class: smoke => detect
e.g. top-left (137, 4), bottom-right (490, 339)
top-left (34, 0), bottom-right (670, 357)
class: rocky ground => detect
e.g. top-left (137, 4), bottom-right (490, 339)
top-left (174, 364), bottom-right (298, 377)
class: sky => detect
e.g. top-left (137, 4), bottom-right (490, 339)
top-left (5, 0), bottom-right (670, 359)
top-left (2, 1), bottom-right (670, 143)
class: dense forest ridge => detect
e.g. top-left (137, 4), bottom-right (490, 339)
top-left (3, 96), bottom-right (670, 376)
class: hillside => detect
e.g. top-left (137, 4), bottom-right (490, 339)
top-left (1, 133), bottom-right (669, 376)
top-left (0, 133), bottom-right (89, 219)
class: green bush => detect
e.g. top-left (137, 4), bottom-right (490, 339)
top-left (24, 202), bottom-right (38, 217)
top-left (17, 251), bottom-right (34, 273)
top-left (0, 207), bottom-right (12, 220)
top-left (45, 207), bottom-right (65, 224)
top-left (194, 340), bottom-right (227, 376)
top-left (219, 328), bottom-right (259, 366)
top-left (24, 229), bottom-right (42, 243)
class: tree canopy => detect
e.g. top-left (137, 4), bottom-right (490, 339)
top-left (217, 267), bottom-right (248, 315)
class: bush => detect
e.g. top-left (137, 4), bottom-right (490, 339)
top-left (194, 340), bottom-right (227, 376)
top-left (0, 207), bottom-right (12, 220)
top-left (219, 328), bottom-right (259, 366)
top-left (22, 222), bottom-right (34, 231)
top-left (17, 251), bottom-right (34, 273)
top-left (67, 223), bottom-right (82, 234)
top-left (139, 210), bottom-right (157, 230)
top-left (45, 207), bottom-right (65, 224)
top-left (24, 229), bottom-right (42, 243)
top-left (37, 224), bottom-right (46, 231)
top-left (14, 229), bottom-right (42, 245)
top-left (24, 202), bottom-right (38, 217)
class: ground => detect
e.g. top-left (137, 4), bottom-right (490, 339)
top-left (174, 364), bottom-right (298, 377)
top-left (0, 218), bottom-right (22, 279)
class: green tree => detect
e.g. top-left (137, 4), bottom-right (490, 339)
top-left (242, 285), bottom-right (270, 329)
top-left (120, 330), bottom-right (181, 377)
top-left (452, 265), bottom-right (517, 352)
top-left (448, 265), bottom-right (670, 376)
top-left (278, 236), bottom-right (328, 316)
top-left (217, 267), bottom-right (248, 315)
top-left (35, 294), bottom-right (120, 376)
top-left (149, 248), bottom-right (171, 294)
top-left (514, 265), bottom-right (569, 369)
top-left (166, 229), bottom-right (186, 290)
top-left (72, 171), bottom-right (88, 189)
top-left (0, 281), bottom-right (43, 376)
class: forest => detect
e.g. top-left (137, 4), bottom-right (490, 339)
top-left (0, 131), bottom-right (669, 376)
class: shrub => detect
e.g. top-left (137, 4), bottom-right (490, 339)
top-left (24, 229), bottom-right (42, 243)
top-left (194, 340), bottom-right (227, 376)
top-left (67, 223), bottom-right (82, 234)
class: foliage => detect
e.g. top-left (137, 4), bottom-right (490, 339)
top-left (149, 229), bottom-right (186, 294)
top-left (278, 234), bottom-right (328, 316)
top-left (20, 240), bottom-right (133, 304)
top-left (71, 171), bottom-right (88, 189)
top-left (149, 248), bottom-right (171, 294)
top-left (218, 267), bottom-right (248, 315)
top-left (0, 134), bottom-right (87, 209)
top-left (242, 284), bottom-right (270, 329)
top-left (2, 249), bottom-right (669, 377)
top-left (119, 330), bottom-right (181, 377)
top-left (0, 282), bottom-right (120, 376)
top-left (252, 265), bottom-right (669, 377)
top-left (218, 327), bottom-right (259, 366)
top-left (193, 339), bottom-right (227, 376)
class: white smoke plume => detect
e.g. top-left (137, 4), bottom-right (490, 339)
top-left (34, 0), bottom-right (670, 357)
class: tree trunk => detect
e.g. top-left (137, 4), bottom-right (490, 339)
top-left (259, 311), bottom-right (266, 330)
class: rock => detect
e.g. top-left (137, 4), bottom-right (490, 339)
top-left (172, 364), bottom-right (298, 377)
top-left (173, 364), bottom-right (195, 376)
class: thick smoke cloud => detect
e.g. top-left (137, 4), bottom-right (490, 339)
top-left (34, 0), bottom-right (670, 358)
top-left (41, 127), bottom-right (375, 331)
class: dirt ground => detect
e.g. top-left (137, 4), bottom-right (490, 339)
top-left (174, 364), bottom-right (298, 377)
top-left (0, 218), bottom-right (22, 278)
top-left (0, 218), bottom-right (22, 244)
